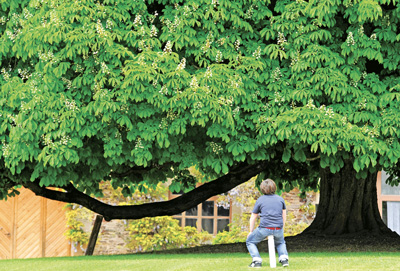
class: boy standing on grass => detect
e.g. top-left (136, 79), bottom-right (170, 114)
top-left (246, 178), bottom-right (289, 268)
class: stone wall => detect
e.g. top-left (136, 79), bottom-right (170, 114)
top-left (94, 219), bottom-right (132, 255)
top-left (282, 188), bottom-right (318, 226)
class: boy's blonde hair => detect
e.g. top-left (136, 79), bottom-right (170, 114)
top-left (260, 178), bottom-right (277, 195)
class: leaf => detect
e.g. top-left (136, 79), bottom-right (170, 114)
top-left (353, 158), bottom-right (360, 172)
top-left (320, 157), bottom-right (329, 169)
top-left (227, 141), bottom-right (242, 156)
top-left (294, 149), bottom-right (306, 162)
top-left (282, 148), bottom-right (291, 163)
top-left (213, 161), bottom-right (222, 174)
top-left (221, 162), bottom-right (229, 174)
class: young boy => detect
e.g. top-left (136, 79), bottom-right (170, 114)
top-left (246, 178), bottom-right (289, 267)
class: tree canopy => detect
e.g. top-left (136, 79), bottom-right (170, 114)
top-left (1, 0), bottom-right (400, 222)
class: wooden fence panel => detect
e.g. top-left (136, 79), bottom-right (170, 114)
top-left (0, 197), bottom-right (14, 259)
top-left (15, 189), bottom-right (42, 259)
top-left (45, 199), bottom-right (70, 257)
top-left (0, 188), bottom-right (70, 259)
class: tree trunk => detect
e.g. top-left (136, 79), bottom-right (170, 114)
top-left (303, 160), bottom-right (395, 236)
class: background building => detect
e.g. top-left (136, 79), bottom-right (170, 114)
top-left (377, 171), bottom-right (400, 235)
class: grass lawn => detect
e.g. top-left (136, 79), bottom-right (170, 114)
top-left (1, 252), bottom-right (399, 271)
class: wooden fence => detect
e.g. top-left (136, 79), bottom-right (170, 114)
top-left (0, 188), bottom-right (71, 259)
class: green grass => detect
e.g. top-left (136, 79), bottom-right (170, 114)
top-left (1, 252), bottom-right (399, 271)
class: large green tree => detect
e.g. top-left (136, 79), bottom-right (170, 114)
top-left (1, 0), bottom-right (400, 236)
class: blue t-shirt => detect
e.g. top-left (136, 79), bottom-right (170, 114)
top-left (252, 194), bottom-right (286, 228)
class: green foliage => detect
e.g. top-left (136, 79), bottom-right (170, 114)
top-left (126, 216), bottom-right (212, 252)
top-left (63, 203), bottom-right (93, 245)
top-left (212, 225), bottom-right (248, 245)
top-left (1, 0), bottom-right (400, 208)
top-left (212, 214), bottom-right (249, 245)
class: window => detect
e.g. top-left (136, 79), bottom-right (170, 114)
top-left (382, 201), bottom-right (388, 225)
top-left (381, 171), bottom-right (400, 196)
top-left (377, 171), bottom-right (400, 235)
top-left (169, 192), bottom-right (231, 235)
top-left (382, 201), bottom-right (400, 235)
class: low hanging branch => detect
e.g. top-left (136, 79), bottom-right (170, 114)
top-left (24, 161), bottom-right (268, 221)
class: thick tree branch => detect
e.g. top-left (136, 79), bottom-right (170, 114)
top-left (23, 161), bottom-right (268, 221)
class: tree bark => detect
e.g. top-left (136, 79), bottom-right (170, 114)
top-left (303, 159), bottom-right (394, 236)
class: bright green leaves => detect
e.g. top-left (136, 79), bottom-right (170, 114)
top-left (117, 115), bottom-right (133, 131)
top-left (2, 0), bottom-right (400, 199)
top-left (299, 45), bottom-right (345, 70)
top-left (340, 25), bottom-right (383, 65)
top-left (227, 141), bottom-right (243, 157)
top-left (305, 0), bottom-right (340, 27)
top-left (131, 144), bottom-right (153, 168)
top-left (357, 0), bottom-right (383, 22)
top-left (168, 118), bottom-right (187, 135)
top-left (353, 153), bottom-right (378, 173)
top-left (264, 44), bottom-right (287, 60)
top-left (341, 0), bottom-right (382, 24)
top-left (270, 94), bottom-right (388, 175)
top-left (319, 154), bottom-right (345, 173)
top-left (211, 159), bottom-right (229, 175)
top-left (168, 181), bottom-right (182, 194)
top-left (309, 29), bottom-right (333, 42)
top-left (203, 154), bottom-right (232, 175)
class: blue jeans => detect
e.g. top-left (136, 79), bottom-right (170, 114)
top-left (246, 227), bottom-right (289, 262)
